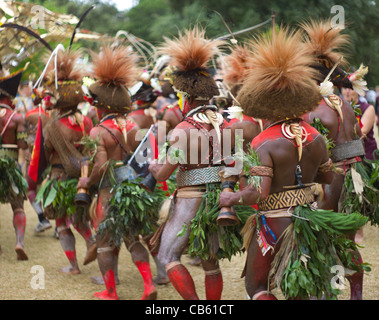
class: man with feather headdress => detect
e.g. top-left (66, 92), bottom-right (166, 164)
top-left (36, 48), bottom-right (97, 275)
top-left (300, 19), bottom-right (378, 300)
top-left (218, 27), bottom-right (368, 300)
top-left (77, 45), bottom-right (163, 300)
top-left (148, 26), bottom-right (251, 300)
top-left (0, 64), bottom-right (29, 260)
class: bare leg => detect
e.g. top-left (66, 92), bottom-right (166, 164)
top-left (94, 232), bottom-right (118, 300)
top-left (72, 219), bottom-right (97, 265)
top-left (158, 197), bottom-right (202, 300)
top-left (91, 246), bottom-right (120, 285)
top-left (202, 259), bottom-right (223, 300)
top-left (12, 203), bottom-right (28, 260)
top-left (245, 217), bottom-right (292, 300)
top-left (125, 236), bottom-right (157, 300)
top-left (56, 217), bottom-right (80, 274)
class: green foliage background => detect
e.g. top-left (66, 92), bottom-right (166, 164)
top-left (22, 0), bottom-right (379, 87)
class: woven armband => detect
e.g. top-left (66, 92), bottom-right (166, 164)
top-left (318, 158), bottom-right (333, 174)
top-left (249, 166), bottom-right (274, 178)
top-left (16, 131), bottom-right (28, 142)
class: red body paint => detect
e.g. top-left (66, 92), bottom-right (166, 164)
top-left (252, 120), bottom-right (319, 150)
top-left (64, 250), bottom-right (77, 264)
top-left (135, 260), bottom-right (156, 300)
top-left (205, 271), bottom-right (223, 300)
top-left (94, 269), bottom-right (119, 300)
top-left (167, 264), bottom-right (199, 300)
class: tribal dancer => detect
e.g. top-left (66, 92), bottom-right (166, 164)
top-left (149, 26), bottom-right (249, 300)
top-left (218, 27), bottom-right (368, 300)
top-left (0, 65), bottom-right (29, 260)
top-left (77, 45), bottom-right (159, 300)
top-left (300, 19), bottom-right (377, 300)
top-left (38, 49), bottom-right (96, 274)
top-left (25, 88), bottom-right (51, 233)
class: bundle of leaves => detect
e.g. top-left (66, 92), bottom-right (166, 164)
top-left (35, 178), bottom-right (78, 218)
top-left (177, 183), bottom-right (253, 261)
top-left (339, 157), bottom-right (379, 226)
top-left (0, 157), bottom-right (28, 203)
top-left (271, 205), bottom-right (369, 300)
top-left (97, 177), bottom-right (167, 247)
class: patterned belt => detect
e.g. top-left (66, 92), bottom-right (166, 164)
top-left (258, 187), bottom-right (315, 211)
top-left (176, 166), bottom-right (223, 187)
top-left (331, 139), bottom-right (365, 162)
top-left (0, 144), bottom-right (18, 161)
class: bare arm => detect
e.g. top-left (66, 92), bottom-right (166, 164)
top-left (360, 104), bottom-right (375, 136)
top-left (78, 127), bottom-right (107, 189)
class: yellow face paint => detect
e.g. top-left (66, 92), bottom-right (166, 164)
top-left (177, 92), bottom-right (184, 111)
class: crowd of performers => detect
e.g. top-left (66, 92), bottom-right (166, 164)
top-left (0, 18), bottom-right (379, 301)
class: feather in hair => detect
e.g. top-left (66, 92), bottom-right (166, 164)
top-left (44, 50), bottom-right (83, 82)
top-left (300, 19), bottom-right (350, 66)
top-left (159, 26), bottom-right (224, 72)
top-left (91, 46), bottom-right (140, 87)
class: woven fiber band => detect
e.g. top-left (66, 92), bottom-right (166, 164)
top-left (176, 166), bottom-right (223, 187)
top-left (250, 166), bottom-right (274, 178)
top-left (258, 187), bottom-right (315, 211)
top-left (0, 144), bottom-right (18, 161)
top-left (331, 139), bottom-right (365, 162)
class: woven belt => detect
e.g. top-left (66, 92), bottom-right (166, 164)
top-left (176, 166), bottom-right (223, 187)
top-left (0, 144), bottom-right (18, 161)
top-left (258, 187), bottom-right (315, 211)
top-left (331, 139), bottom-right (365, 162)
top-left (100, 164), bottom-right (137, 189)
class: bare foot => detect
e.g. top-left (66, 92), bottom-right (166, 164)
top-left (15, 245), bottom-right (28, 260)
top-left (153, 275), bottom-right (170, 285)
top-left (94, 289), bottom-right (119, 300)
top-left (83, 242), bottom-right (97, 265)
top-left (141, 287), bottom-right (157, 300)
top-left (59, 265), bottom-right (81, 275)
top-left (91, 275), bottom-right (120, 285)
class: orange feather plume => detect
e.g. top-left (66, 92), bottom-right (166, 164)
top-left (91, 46), bottom-right (140, 87)
top-left (159, 26), bottom-right (224, 72)
top-left (244, 27), bottom-right (318, 95)
top-left (300, 19), bottom-right (350, 66)
top-left (223, 44), bottom-right (254, 87)
top-left (237, 27), bottom-right (321, 120)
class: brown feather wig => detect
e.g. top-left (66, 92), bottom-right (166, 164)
top-left (159, 26), bottom-right (225, 100)
top-left (43, 49), bottom-right (85, 111)
top-left (300, 19), bottom-right (353, 88)
top-left (89, 45), bottom-right (140, 113)
top-left (237, 28), bottom-right (322, 120)
top-left (223, 44), bottom-right (254, 97)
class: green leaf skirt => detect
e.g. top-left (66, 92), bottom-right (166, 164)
top-left (0, 157), bottom-right (28, 204)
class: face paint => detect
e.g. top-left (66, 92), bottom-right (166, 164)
top-left (177, 92), bottom-right (184, 111)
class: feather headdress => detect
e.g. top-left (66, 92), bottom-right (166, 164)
top-left (43, 49), bottom-right (85, 111)
top-left (159, 26), bottom-right (225, 99)
top-left (237, 27), bottom-right (321, 120)
top-left (223, 44), bottom-right (253, 88)
top-left (89, 45), bottom-right (140, 113)
top-left (300, 19), bottom-right (355, 89)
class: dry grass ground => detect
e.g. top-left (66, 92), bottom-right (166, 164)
top-left (0, 200), bottom-right (378, 301)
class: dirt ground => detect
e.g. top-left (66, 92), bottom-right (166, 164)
top-left (0, 199), bottom-right (378, 300)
